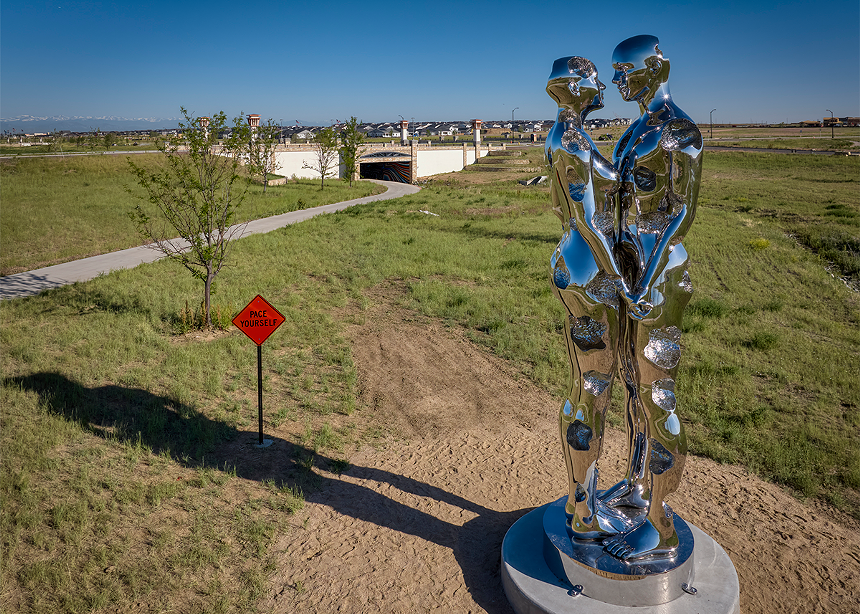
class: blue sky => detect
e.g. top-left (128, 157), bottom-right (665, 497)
top-left (2, 0), bottom-right (858, 125)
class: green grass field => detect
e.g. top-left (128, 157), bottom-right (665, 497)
top-left (0, 142), bottom-right (162, 156)
top-left (707, 138), bottom-right (858, 151)
top-left (1, 150), bottom-right (858, 612)
top-left (0, 154), bottom-right (383, 275)
top-left (710, 126), bottom-right (860, 139)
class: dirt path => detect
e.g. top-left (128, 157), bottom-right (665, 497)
top-left (261, 288), bottom-right (860, 613)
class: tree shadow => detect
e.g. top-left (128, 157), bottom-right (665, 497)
top-left (5, 371), bottom-right (235, 463)
top-left (6, 371), bottom-right (536, 612)
top-left (0, 271), bottom-right (67, 300)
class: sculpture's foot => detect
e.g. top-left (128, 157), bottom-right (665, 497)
top-left (569, 499), bottom-right (634, 540)
top-left (598, 479), bottom-right (649, 511)
top-left (602, 515), bottom-right (679, 561)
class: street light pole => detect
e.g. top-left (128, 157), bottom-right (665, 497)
top-left (826, 109), bottom-right (834, 138)
top-left (710, 108), bottom-right (717, 139)
top-left (512, 107), bottom-right (518, 143)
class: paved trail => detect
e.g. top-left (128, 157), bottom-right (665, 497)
top-left (0, 180), bottom-right (419, 300)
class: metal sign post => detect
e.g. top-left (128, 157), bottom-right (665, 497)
top-left (233, 295), bottom-right (286, 447)
top-left (257, 345), bottom-right (263, 444)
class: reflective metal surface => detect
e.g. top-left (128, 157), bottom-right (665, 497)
top-left (542, 497), bottom-right (694, 607)
top-left (501, 501), bottom-right (740, 614)
top-left (546, 37), bottom-right (702, 568)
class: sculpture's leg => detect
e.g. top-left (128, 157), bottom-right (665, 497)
top-left (557, 284), bottom-right (630, 539)
top-left (597, 313), bottom-right (649, 513)
top-left (604, 255), bottom-right (693, 560)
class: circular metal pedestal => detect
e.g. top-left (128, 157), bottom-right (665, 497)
top-left (543, 497), bottom-right (694, 606)
top-left (501, 502), bottom-right (740, 614)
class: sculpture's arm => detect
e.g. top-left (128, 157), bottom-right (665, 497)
top-left (552, 146), bottom-right (623, 282)
top-left (547, 144), bottom-right (566, 225)
top-left (627, 120), bottom-right (702, 307)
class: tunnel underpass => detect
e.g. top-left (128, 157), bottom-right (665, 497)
top-left (359, 151), bottom-right (412, 183)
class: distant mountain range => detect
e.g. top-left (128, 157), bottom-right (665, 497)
top-left (0, 115), bottom-right (182, 133)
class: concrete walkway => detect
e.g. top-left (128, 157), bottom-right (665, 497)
top-left (0, 180), bottom-right (420, 301)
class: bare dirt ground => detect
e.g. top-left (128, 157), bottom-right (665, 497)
top-left (258, 286), bottom-right (860, 614)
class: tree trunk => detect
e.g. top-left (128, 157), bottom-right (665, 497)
top-left (204, 271), bottom-right (213, 329)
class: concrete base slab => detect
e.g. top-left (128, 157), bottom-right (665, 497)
top-left (501, 502), bottom-right (740, 614)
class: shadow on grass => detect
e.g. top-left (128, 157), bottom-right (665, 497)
top-left (6, 371), bottom-right (532, 613)
top-left (5, 371), bottom-right (233, 462)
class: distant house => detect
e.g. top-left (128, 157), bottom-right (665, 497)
top-left (367, 125), bottom-right (397, 138)
top-left (294, 129), bottom-right (315, 140)
top-left (821, 117), bottom-right (858, 127)
top-left (585, 119), bottom-right (610, 129)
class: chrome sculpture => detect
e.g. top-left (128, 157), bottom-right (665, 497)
top-left (547, 35), bottom-right (702, 564)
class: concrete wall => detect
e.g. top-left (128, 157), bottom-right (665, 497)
top-left (415, 149), bottom-right (463, 177)
top-left (275, 143), bottom-right (489, 182)
top-left (274, 150), bottom-right (343, 180)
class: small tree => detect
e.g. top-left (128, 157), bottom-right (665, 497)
top-left (50, 131), bottom-right (65, 157)
top-left (127, 108), bottom-right (249, 329)
top-left (303, 126), bottom-right (339, 189)
top-left (88, 127), bottom-right (101, 152)
top-left (338, 117), bottom-right (365, 187)
top-left (246, 118), bottom-right (281, 193)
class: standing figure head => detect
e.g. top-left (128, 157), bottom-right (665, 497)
top-left (611, 35), bottom-right (671, 108)
top-left (546, 56), bottom-right (605, 123)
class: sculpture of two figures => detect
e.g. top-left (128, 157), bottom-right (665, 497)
top-left (547, 35), bottom-right (703, 563)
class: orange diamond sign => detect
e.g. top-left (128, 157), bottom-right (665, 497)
top-left (233, 295), bottom-right (285, 346)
